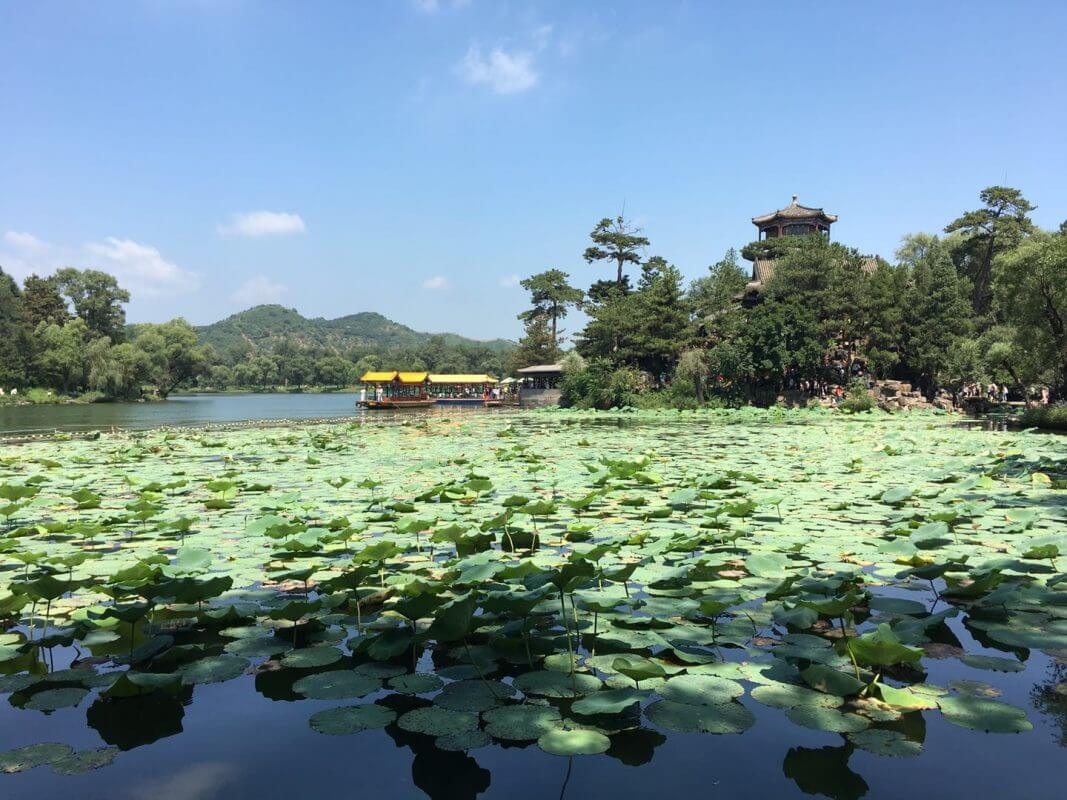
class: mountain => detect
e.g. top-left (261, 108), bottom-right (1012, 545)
top-left (195, 305), bottom-right (515, 358)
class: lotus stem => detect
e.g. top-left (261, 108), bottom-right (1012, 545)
top-left (522, 616), bottom-right (534, 669)
top-left (463, 637), bottom-right (499, 699)
top-left (559, 590), bottom-right (577, 693)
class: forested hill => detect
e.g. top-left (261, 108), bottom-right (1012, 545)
top-left (195, 304), bottom-right (514, 360)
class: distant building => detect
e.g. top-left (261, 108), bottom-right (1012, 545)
top-left (740, 195), bottom-right (876, 306)
top-left (752, 194), bottom-right (837, 241)
top-left (516, 363), bottom-right (563, 408)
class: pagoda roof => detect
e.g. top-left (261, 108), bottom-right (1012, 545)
top-left (752, 196), bottom-right (838, 226)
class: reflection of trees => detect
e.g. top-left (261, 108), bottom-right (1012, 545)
top-left (378, 694), bottom-right (491, 800)
top-left (1030, 660), bottom-right (1067, 747)
top-left (86, 688), bottom-right (191, 750)
top-left (604, 727), bottom-right (665, 767)
top-left (782, 744), bottom-right (868, 800)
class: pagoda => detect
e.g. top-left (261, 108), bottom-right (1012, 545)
top-left (751, 194), bottom-right (837, 240)
top-left (740, 195), bottom-right (841, 305)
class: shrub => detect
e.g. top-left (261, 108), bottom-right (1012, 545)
top-left (838, 380), bottom-right (875, 413)
top-left (559, 359), bottom-right (640, 410)
top-left (1019, 404), bottom-right (1067, 431)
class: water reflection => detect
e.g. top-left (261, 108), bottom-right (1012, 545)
top-left (783, 744), bottom-right (868, 800)
top-left (86, 689), bottom-right (189, 750)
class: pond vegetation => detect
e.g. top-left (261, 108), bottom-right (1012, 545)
top-left (0, 408), bottom-right (1065, 797)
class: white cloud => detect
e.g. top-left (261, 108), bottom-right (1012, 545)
top-left (85, 237), bottom-right (201, 297)
top-left (232, 275), bottom-right (288, 306)
top-left (458, 44), bottom-right (538, 94)
top-left (414, 0), bottom-right (469, 12)
top-left (422, 275), bottom-right (449, 290)
top-left (130, 762), bottom-right (237, 800)
top-left (2, 230), bottom-right (199, 298)
top-left (499, 274), bottom-right (521, 288)
top-left (3, 231), bottom-right (48, 253)
top-left (218, 211), bottom-right (306, 237)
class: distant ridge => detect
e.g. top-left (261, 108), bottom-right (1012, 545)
top-left (196, 304), bottom-right (515, 357)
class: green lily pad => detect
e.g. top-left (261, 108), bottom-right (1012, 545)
top-left (280, 646), bottom-right (342, 669)
top-left (513, 670), bottom-right (601, 698)
top-left (0, 743), bottom-right (72, 773)
top-left (644, 700), bottom-right (755, 734)
top-left (937, 696), bottom-right (1033, 733)
top-left (397, 706), bottom-right (479, 736)
top-left (23, 688), bottom-right (89, 712)
top-left (51, 747), bottom-right (119, 775)
top-left (750, 683), bottom-right (841, 709)
top-left (354, 662), bottom-right (408, 679)
top-left (433, 679), bottom-right (516, 711)
top-left (180, 655), bottom-right (249, 684)
top-left (571, 687), bottom-right (648, 716)
top-left (293, 670), bottom-right (381, 699)
top-left (436, 730), bottom-right (492, 751)
top-left (389, 673), bottom-right (444, 694)
top-left (658, 674), bottom-right (744, 706)
top-left (482, 704), bottom-right (562, 740)
top-left (847, 728), bottom-right (923, 758)
top-left (786, 706), bottom-right (870, 733)
top-left (960, 654), bottom-right (1025, 673)
top-left (538, 728), bottom-right (612, 756)
top-left (309, 703), bottom-right (396, 735)
top-left (224, 637), bottom-right (291, 658)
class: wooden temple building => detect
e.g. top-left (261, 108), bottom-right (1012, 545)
top-left (740, 195), bottom-right (876, 305)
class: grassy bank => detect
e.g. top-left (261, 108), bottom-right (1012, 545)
top-left (179, 385), bottom-right (359, 395)
top-left (0, 388), bottom-right (107, 406)
top-left (1019, 404), bottom-right (1067, 431)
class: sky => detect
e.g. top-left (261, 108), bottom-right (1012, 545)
top-left (2, 0), bottom-right (1066, 342)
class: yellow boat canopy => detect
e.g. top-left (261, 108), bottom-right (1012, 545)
top-left (428, 374), bottom-right (498, 385)
top-left (360, 371), bottom-right (429, 384)
top-left (360, 371), bottom-right (397, 383)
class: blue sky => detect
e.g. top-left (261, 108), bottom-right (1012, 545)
top-left (2, 1), bottom-right (1066, 341)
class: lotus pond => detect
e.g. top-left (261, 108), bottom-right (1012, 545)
top-left (1, 408), bottom-right (1066, 799)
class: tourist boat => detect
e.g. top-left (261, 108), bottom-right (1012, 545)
top-left (428, 374), bottom-right (502, 407)
top-left (357, 371), bottom-right (435, 409)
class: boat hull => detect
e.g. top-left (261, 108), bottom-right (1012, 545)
top-left (357, 399), bottom-right (436, 410)
top-left (434, 397), bottom-right (492, 406)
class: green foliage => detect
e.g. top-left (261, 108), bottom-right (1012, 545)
top-left (993, 230), bottom-right (1067, 394)
top-left (688, 249), bottom-right (747, 320)
top-left (583, 215), bottom-right (649, 286)
top-left (54, 268), bottom-right (130, 342)
top-left (945, 186), bottom-right (1035, 316)
top-left (0, 268), bottom-right (30, 387)
top-left (559, 359), bottom-right (641, 409)
top-left (518, 269), bottom-right (583, 347)
top-left (900, 235), bottom-right (975, 394)
top-left (1019, 404), bottom-right (1067, 431)
top-left (511, 314), bottom-right (561, 371)
top-left (838, 380), bottom-right (875, 413)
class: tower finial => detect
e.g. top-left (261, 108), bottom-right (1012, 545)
top-left (791, 194), bottom-right (798, 205)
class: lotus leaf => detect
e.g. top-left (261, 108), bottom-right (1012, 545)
top-left (482, 704), bottom-right (562, 740)
top-left (397, 706), bottom-right (479, 736)
top-left (644, 700), bottom-right (755, 734)
top-left (309, 704), bottom-right (396, 735)
top-left (538, 728), bottom-right (611, 756)
top-left (293, 670), bottom-right (381, 699)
